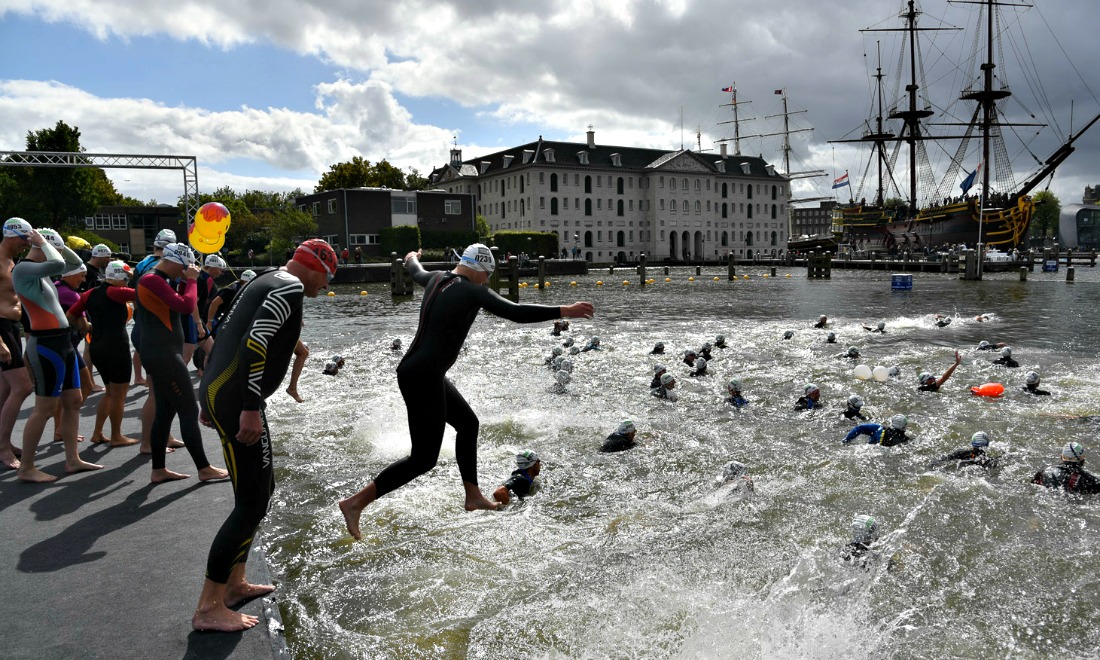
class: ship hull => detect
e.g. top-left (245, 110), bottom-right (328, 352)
top-left (835, 196), bottom-right (1034, 250)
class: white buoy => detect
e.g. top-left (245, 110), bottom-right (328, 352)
top-left (853, 364), bottom-right (873, 380)
top-left (872, 366), bottom-right (889, 382)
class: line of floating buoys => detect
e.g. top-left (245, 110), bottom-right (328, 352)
top-left (970, 382), bottom-right (1005, 397)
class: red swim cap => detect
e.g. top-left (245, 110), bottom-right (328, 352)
top-left (293, 239), bottom-right (337, 280)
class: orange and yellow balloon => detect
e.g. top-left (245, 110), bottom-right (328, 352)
top-left (189, 202), bottom-right (232, 254)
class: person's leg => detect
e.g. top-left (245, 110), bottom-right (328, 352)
top-left (0, 369), bottom-right (26, 469)
top-left (339, 375), bottom-right (446, 539)
top-left (132, 350), bottom-right (145, 386)
top-left (443, 380), bottom-right (496, 511)
top-left (106, 383), bottom-right (136, 445)
top-left (17, 395), bottom-right (61, 482)
top-left (162, 353), bottom-right (227, 481)
top-left (194, 408), bottom-right (275, 631)
top-left (60, 387), bottom-right (101, 474)
top-left (285, 340), bottom-right (308, 403)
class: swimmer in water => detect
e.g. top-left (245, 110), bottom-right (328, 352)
top-left (917, 350), bottom-right (962, 392)
top-left (934, 314), bottom-right (952, 327)
top-left (323, 360), bottom-right (340, 376)
top-left (698, 342), bottom-right (713, 361)
top-left (689, 357), bottom-right (708, 377)
top-left (581, 336), bottom-right (601, 352)
top-left (551, 320), bottom-right (563, 336)
top-left (843, 414), bottom-right (909, 447)
top-left (863, 321), bottom-right (886, 333)
top-left (842, 394), bottom-right (867, 421)
top-left (975, 340), bottom-right (1007, 351)
top-left (714, 334), bottom-right (727, 349)
top-left (782, 330), bottom-right (795, 340)
top-left (887, 366), bottom-right (901, 378)
top-left (1022, 371), bottom-right (1051, 396)
top-left (545, 345), bottom-right (563, 366)
top-left (390, 338), bottom-right (402, 351)
top-left (650, 363), bottom-right (667, 389)
top-left (552, 368), bottom-right (571, 391)
top-left (825, 332), bottom-right (837, 344)
top-left (1031, 442), bottom-right (1100, 493)
top-left (725, 378), bottom-right (748, 408)
top-left (795, 383), bottom-right (820, 410)
top-left (932, 431), bottom-right (996, 469)
top-left (717, 460), bottom-right (754, 497)
top-left (683, 350), bottom-right (697, 367)
top-left (650, 341), bottom-right (665, 355)
top-left (600, 419), bottom-right (638, 452)
top-left (842, 346), bottom-right (861, 360)
top-left (492, 450), bottom-right (541, 505)
top-left (652, 373), bottom-right (678, 401)
top-left (841, 514), bottom-right (880, 569)
top-left (563, 337), bottom-right (575, 349)
top-left (992, 346), bottom-right (1019, 368)
top-left (814, 315), bottom-right (828, 329)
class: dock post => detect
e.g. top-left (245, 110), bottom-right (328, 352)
top-left (638, 254), bottom-right (647, 288)
top-left (538, 256), bottom-right (546, 290)
top-left (1067, 266), bottom-right (1076, 283)
top-left (695, 265), bottom-right (701, 276)
top-left (506, 255), bottom-right (519, 302)
top-left (770, 266), bottom-right (777, 277)
top-left (1067, 250), bottom-right (1074, 267)
top-left (664, 266), bottom-right (669, 276)
top-left (390, 252), bottom-right (413, 296)
top-left (1019, 266), bottom-right (1028, 282)
top-left (490, 247), bottom-right (502, 292)
top-left (1091, 249), bottom-right (1096, 267)
top-left (962, 250), bottom-right (980, 280)
top-left (728, 261), bottom-right (736, 280)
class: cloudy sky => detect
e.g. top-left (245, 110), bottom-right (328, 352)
top-left (1, 0), bottom-right (1097, 209)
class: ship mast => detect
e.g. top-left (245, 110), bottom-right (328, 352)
top-left (717, 84), bottom-right (754, 156)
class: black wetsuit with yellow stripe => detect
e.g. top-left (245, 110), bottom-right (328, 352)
top-left (372, 257), bottom-right (561, 498)
top-left (199, 268), bottom-right (303, 584)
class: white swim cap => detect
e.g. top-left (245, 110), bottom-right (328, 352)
top-left (516, 450), bottom-right (540, 470)
top-left (721, 460), bottom-right (748, 481)
top-left (91, 244), bottom-right (112, 258)
top-left (818, 315), bottom-right (827, 323)
top-left (160, 243), bottom-right (195, 266)
top-left (153, 228), bottom-right (177, 248)
top-left (459, 243), bottom-right (495, 273)
top-left (653, 363), bottom-right (666, 374)
top-left (970, 431), bottom-right (990, 448)
top-left (1061, 442), bottom-right (1085, 463)
top-left (204, 254), bottom-right (227, 268)
top-left (851, 514), bottom-right (879, 544)
top-left (978, 341), bottom-right (990, 349)
top-left (876, 321), bottom-right (885, 330)
top-left (728, 378), bottom-right (742, 392)
top-left (559, 359), bottom-right (574, 373)
top-left (847, 346), bottom-right (860, 357)
top-left (240, 269), bottom-right (257, 282)
top-left (323, 360), bottom-right (338, 374)
top-left (62, 262), bottom-right (87, 277)
top-left (104, 260), bottom-right (132, 282)
top-left (887, 366), bottom-right (900, 377)
top-left (1001, 346), bottom-right (1012, 357)
top-left (890, 414), bottom-right (908, 430)
top-left (694, 357), bottom-right (706, 370)
top-left (617, 420), bottom-right (636, 435)
top-left (37, 228), bottom-right (64, 249)
top-left (847, 395), bottom-right (864, 410)
top-left (918, 372), bottom-right (935, 385)
top-left (660, 373), bottom-right (676, 387)
top-left (3, 217), bottom-right (32, 238)
top-left (1025, 371), bottom-right (1040, 386)
top-left (804, 383), bottom-right (819, 394)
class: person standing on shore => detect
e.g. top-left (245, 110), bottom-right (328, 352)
top-left (339, 244), bottom-right (594, 540)
top-left (12, 228), bottom-right (103, 482)
top-left (134, 243), bottom-right (227, 483)
top-left (0, 219), bottom-right (35, 470)
top-left (192, 239), bottom-right (332, 632)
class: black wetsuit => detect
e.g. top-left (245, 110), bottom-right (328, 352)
top-left (372, 258), bottom-right (561, 499)
top-left (197, 270), bottom-right (218, 330)
top-left (918, 383), bottom-right (941, 393)
top-left (208, 280), bottom-right (246, 336)
top-left (843, 407), bottom-right (867, 420)
top-left (690, 366), bottom-right (707, 377)
top-left (650, 346), bottom-right (665, 355)
top-left (699, 348), bottom-right (713, 361)
top-left (993, 357), bottom-right (1020, 368)
top-left (134, 271), bottom-right (211, 471)
top-left (935, 447), bottom-right (995, 468)
top-left (795, 396), bottom-right (818, 411)
top-left (649, 374), bottom-right (664, 389)
top-left (501, 469), bottom-right (536, 499)
top-left (600, 432), bottom-right (637, 453)
top-left (1031, 464), bottom-right (1100, 493)
top-left (1023, 385), bottom-right (1051, 396)
top-left (69, 283), bottom-right (135, 384)
top-left (726, 394), bottom-right (748, 408)
top-left (199, 269), bottom-right (304, 584)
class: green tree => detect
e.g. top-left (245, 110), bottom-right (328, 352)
top-left (405, 168), bottom-right (431, 191)
top-left (1030, 190), bottom-right (1060, 240)
top-left (475, 214), bottom-right (491, 239)
top-left (315, 156), bottom-right (374, 192)
top-left (268, 207), bottom-right (317, 257)
top-left (6, 120), bottom-right (103, 227)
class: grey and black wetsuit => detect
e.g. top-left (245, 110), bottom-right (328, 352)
top-left (371, 258), bottom-right (561, 499)
top-left (1032, 464), bottom-right (1100, 493)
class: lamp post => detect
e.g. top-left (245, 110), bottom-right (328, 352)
top-left (573, 232), bottom-right (579, 261)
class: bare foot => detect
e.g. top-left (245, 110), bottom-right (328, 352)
top-left (133, 378), bottom-right (147, 387)
top-left (17, 467), bottom-right (57, 483)
top-left (286, 386), bottom-right (304, 403)
top-left (90, 384), bottom-right (106, 393)
top-left (167, 438), bottom-right (184, 449)
top-left (338, 498), bottom-right (364, 540)
top-left (64, 459), bottom-right (104, 474)
top-left (151, 468), bottom-right (190, 483)
top-left (0, 447), bottom-right (19, 470)
top-left (224, 582), bottom-right (275, 608)
top-left (109, 435), bottom-right (140, 447)
top-left (198, 466), bottom-right (229, 482)
top-left (90, 434), bottom-right (110, 444)
top-left (192, 606), bottom-right (259, 632)
top-left (53, 434), bottom-right (86, 443)
top-left (464, 494), bottom-right (501, 512)
top-left (140, 445), bottom-right (176, 455)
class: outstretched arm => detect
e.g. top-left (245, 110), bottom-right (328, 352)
top-left (936, 350), bottom-right (962, 387)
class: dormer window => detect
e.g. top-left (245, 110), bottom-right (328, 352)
top-left (740, 162), bottom-right (752, 175)
top-left (715, 161), bottom-right (726, 173)
top-left (544, 148), bottom-right (555, 163)
top-left (610, 153), bottom-right (622, 167)
top-left (502, 155), bottom-right (514, 168)
top-left (765, 164), bottom-right (776, 176)
top-left (522, 150), bottom-right (534, 164)
top-left (480, 161), bottom-right (491, 174)
top-left (577, 151), bottom-right (589, 165)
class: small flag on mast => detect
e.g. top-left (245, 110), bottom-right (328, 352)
top-left (721, 85), bottom-right (734, 93)
top-left (960, 163), bottom-right (982, 194)
top-left (832, 172), bottom-right (850, 189)
top-left (774, 89), bottom-right (784, 95)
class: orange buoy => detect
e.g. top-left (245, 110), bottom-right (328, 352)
top-left (970, 382), bottom-right (1005, 397)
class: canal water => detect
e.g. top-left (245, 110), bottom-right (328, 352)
top-left (260, 265), bottom-right (1100, 659)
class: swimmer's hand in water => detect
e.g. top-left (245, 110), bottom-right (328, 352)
top-left (561, 302), bottom-right (594, 319)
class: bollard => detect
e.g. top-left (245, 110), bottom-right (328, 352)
top-left (770, 266), bottom-right (777, 277)
top-left (506, 255), bottom-right (520, 301)
top-left (390, 252), bottom-right (413, 296)
top-left (638, 254), bottom-right (647, 288)
top-left (663, 266), bottom-right (669, 276)
top-left (537, 256), bottom-right (546, 290)
top-left (695, 266), bottom-right (702, 276)
top-left (1067, 266), bottom-right (1075, 282)
top-left (1019, 266), bottom-right (1028, 282)
top-left (728, 261), bottom-right (736, 280)
top-left (490, 246), bottom-right (502, 292)
top-left (608, 266), bottom-right (615, 275)
top-left (1091, 249), bottom-right (1097, 267)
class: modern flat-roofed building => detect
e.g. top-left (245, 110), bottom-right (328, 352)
top-left (427, 129), bottom-right (790, 263)
top-left (1058, 204), bottom-right (1100, 250)
top-left (292, 188), bottom-right (476, 257)
top-left (790, 201), bottom-right (837, 238)
top-left (82, 205), bottom-right (185, 257)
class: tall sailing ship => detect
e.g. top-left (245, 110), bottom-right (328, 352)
top-left (832, 0), bottom-right (1099, 251)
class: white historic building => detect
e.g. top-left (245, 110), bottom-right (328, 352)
top-left (428, 129), bottom-right (789, 262)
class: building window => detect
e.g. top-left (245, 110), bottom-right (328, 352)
top-left (564, 198), bottom-right (569, 210)
top-left (695, 179), bottom-right (701, 191)
top-left (585, 199), bottom-right (592, 216)
top-left (682, 200), bottom-right (689, 213)
top-left (311, 202), bottom-right (320, 216)
top-left (551, 198), bottom-right (559, 215)
top-left (327, 199), bottom-right (337, 214)
top-left (111, 214), bottom-right (127, 230)
top-left (95, 213), bottom-right (110, 230)
top-left (747, 205), bottom-right (753, 219)
top-left (747, 186), bottom-right (753, 199)
top-left (722, 203), bottom-right (728, 218)
top-left (550, 173), bottom-right (558, 192)
top-left (445, 200), bottom-right (462, 215)
top-left (617, 200), bottom-right (624, 216)
top-left (722, 182), bottom-right (728, 198)
top-left (670, 178), bottom-right (676, 191)
top-left (391, 197), bottom-right (416, 214)
top-left (772, 185), bottom-right (778, 200)
top-left (694, 201), bottom-right (701, 214)
top-left (682, 177), bottom-right (688, 189)
top-left (771, 204), bottom-right (777, 219)
top-left (597, 199), bottom-right (602, 210)
top-left (660, 199), bottom-right (666, 211)
top-left (746, 231), bottom-right (754, 247)
top-left (617, 177), bottom-right (624, 194)
top-left (585, 176), bottom-right (592, 194)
